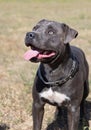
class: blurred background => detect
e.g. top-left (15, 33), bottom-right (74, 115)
top-left (0, 0), bottom-right (91, 129)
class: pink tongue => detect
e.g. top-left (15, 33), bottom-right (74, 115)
top-left (24, 50), bottom-right (39, 61)
top-left (24, 49), bottom-right (55, 61)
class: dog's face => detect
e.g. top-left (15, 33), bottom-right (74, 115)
top-left (24, 19), bottom-right (78, 63)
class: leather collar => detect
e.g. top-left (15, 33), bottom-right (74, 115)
top-left (37, 56), bottom-right (79, 86)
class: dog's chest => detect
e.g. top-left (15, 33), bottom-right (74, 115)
top-left (39, 88), bottom-right (70, 106)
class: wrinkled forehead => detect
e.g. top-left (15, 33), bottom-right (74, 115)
top-left (33, 19), bottom-right (63, 32)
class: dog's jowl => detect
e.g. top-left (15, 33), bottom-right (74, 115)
top-left (24, 19), bottom-right (89, 130)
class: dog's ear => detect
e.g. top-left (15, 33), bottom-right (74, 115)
top-left (38, 19), bottom-right (47, 24)
top-left (62, 24), bottom-right (78, 44)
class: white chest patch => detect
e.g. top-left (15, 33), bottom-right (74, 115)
top-left (39, 88), bottom-right (70, 105)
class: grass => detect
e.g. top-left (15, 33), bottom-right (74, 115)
top-left (0, 0), bottom-right (91, 129)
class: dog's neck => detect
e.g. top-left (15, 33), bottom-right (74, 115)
top-left (40, 43), bottom-right (73, 82)
top-left (43, 43), bottom-right (72, 69)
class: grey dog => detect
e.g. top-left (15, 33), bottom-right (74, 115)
top-left (24, 19), bottom-right (89, 130)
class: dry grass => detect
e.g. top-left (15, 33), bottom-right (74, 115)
top-left (0, 0), bottom-right (91, 129)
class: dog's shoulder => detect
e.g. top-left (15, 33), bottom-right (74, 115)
top-left (70, 45), bottom-right (86, 59)
top-left (71, 45), bottom-right (84, 54)
top-left (70, 45), bottom-right (88, 72)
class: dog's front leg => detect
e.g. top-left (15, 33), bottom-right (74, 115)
top-left (68, 105), bottom-right (80, 130)
top-left (32, 102), bottom-right (45, 130)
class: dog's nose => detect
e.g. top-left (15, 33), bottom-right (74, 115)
top-left (26, 32), bottom-right (35, 39)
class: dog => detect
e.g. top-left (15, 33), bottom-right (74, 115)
top-left (24, 19), bottom-right (89, 130)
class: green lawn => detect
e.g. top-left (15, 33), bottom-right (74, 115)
top-left (0, 0), bottom-right (91, 129)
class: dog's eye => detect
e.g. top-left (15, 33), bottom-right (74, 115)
top-left (48, 30), bottom-right (54, 35)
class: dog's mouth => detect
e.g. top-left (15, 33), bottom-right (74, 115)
top-left (23, 46), bottom-right (56, 61)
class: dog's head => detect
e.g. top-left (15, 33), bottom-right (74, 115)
top-left (24, 19), bottom-right (78, 63)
